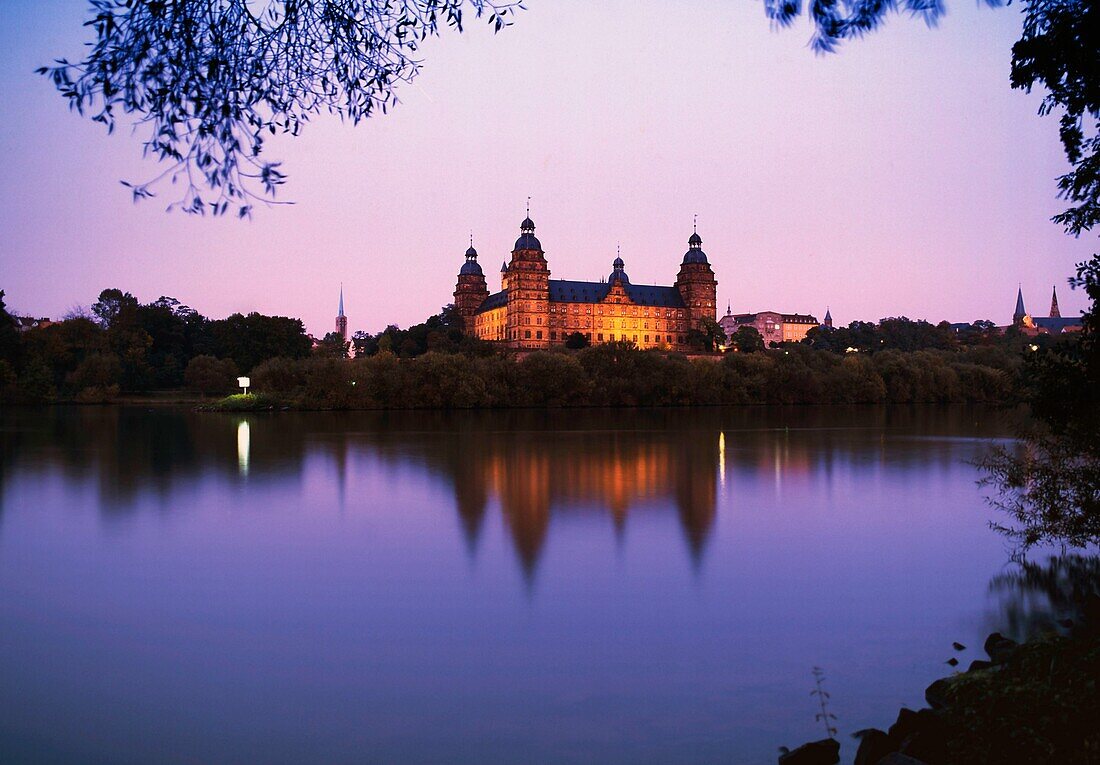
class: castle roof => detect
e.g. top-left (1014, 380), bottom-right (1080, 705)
top-left (478, 290), bottom-right (508, 312)
top-left (729, 311), bottom-right (819, 324)
top-left (548, 279), bottom-right (685, 308)
top-left (474, 280), bottom-right (687, 314)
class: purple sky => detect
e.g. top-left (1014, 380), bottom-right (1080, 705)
top-left (0, 1), bottom-right (1093, 336)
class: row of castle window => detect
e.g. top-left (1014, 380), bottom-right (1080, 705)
top-left (508, 302), bottom-right (687, 319)
top-left (507, 329), bottom-right (687, 344)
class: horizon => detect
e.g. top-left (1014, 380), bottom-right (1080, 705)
top-left (1, 0), bottom-right (1094, 336)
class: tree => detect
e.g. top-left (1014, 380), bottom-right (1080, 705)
top-left (40, 0), bottom-right (518, 216)
top-left (564, 332), bottom-right (590, 349)
top-left (0, 290), bottom-right (21, 365)
top-left (730, 325), bottom-right (765, 354)
top-left (315, 332), bottom-right (351, 359)
top-left (184, 355), bottom-right (240, 396)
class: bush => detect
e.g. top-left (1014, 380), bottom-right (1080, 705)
top-left (184, 355), bottom-right (240, 396)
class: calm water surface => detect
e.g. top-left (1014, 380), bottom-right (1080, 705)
top-left (0, 406), bottom-right (1021, 764)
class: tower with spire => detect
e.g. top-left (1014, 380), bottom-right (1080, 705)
top-left (823, 307), bottom-right (833, 328)
top-left (1013, 286), bottom-right (1027, 326)
top-left (1049, 285), bottom-right (1061, 318)
top-left (335, 284), bottom-right (348, 342)
top-left (504, 200), bottom-right (551, 348)
top-left (453, 235), bottom-right (490, 327)
top-left (674, 216), bottom-right (718, 333)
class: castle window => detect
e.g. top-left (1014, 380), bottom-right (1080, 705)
top-left (550, 331), bottom-right (557, 340)
top-left (536, 331), bottom-right (543, 340)
top-left (633, 335), bottom-right (638, 343)
top-left (598, 333), bottom-right (604, 342)
top-left (645, 335), bottom-right (650, 343)
top-left (525, 330), bottom-right (531, 339)
top-left (666, 335), bottom-right (672, 343)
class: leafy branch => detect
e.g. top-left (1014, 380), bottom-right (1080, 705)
top-left (40, 0), bottom-right (521, 217)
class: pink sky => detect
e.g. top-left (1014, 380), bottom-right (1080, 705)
top-left (0, 0), bottom-right (1093, 336)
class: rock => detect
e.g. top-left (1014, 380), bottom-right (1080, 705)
top-left (886, 708), bottom-right (922, 743)
top-left (900, 718), bottom-right (949, 763)
top-left (983, 632), bottom-right (1019, 664)
top-left (778, 738), bottom-right (840, 765)
top-left (924, 677), bottom-right (953, 709)
top-left (853, 728), bottom-right (894, 765)
top-left (967, 659), bottom-right (993, 673)
top-left (875, 754), bottom-right (930, 765)
top-left (886, 708), bottom-right (946, 762)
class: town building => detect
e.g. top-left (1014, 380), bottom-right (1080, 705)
top-left (454, 216), bottom-right (718, 350)
top-left (1012, 285), bottom-right (1082, 335)
top-left (13, 316), bottom-right (51, 332)
top-left (719, 306), bottom-right (819, 346)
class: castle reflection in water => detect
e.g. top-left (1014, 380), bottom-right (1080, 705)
top-left (0, 406), bottom-right (1011, 577)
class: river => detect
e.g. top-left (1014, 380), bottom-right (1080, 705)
top-left (0, 405), bottom-right (1020, 764)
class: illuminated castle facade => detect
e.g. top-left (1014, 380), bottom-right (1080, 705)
top-left (454, 216), bottom-right (718, 350)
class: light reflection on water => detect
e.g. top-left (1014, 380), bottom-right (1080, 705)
top-left (0, 406), bottom-right (1020, 764)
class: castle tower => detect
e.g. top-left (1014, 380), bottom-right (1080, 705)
top-left (505, 211), bottom-right (550, 348)
top-left (1013, 286), bottom-right (1027, 325)
top-left (674, 223), bottom-right (718, 333)
top-left (824, 307), bottom-right (833, 328)
top-left (453, 237), bottom-right (490, 333)
top-left (335, 284), bottom-right (348, 341)
top-left (1050, 285), bottom-right (1061, 318)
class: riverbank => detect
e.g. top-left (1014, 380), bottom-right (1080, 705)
top-left (781, 557), bottom-right (1100, 765)
top-left (200, 346), bottom-right (1017, 411)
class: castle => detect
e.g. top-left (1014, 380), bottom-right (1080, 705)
top-left (454, 215), bottom-right (717, 350)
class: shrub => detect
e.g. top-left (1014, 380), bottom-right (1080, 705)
top-left (184, 355), bottom-right (240, 396)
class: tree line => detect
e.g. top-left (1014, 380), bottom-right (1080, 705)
top-left (0, 285), bottom-right (1072, 408)
top-left (0, 288), bottom-right (312, 403)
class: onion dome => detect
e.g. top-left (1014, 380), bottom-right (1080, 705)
top-left (683, 229), bottom-right (709, 265)
top-left (609, 254), bottom-right (630, 285)
top-left (514, 215), bottom-right (542, 251)
top-left (459, 242), bottom-right (483, 276)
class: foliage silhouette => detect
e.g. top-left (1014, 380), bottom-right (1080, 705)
top-left (40, 0), bottom-right (519, 215)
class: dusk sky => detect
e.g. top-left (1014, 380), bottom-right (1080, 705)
top-left (1, 0), bottom-right (1093, 336)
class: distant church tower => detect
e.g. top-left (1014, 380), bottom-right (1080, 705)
top-left (1013, 286), bottom-right (1027, 325)
top-left (674, 219), bottom-right (718, 332)
top-left (824, 307), bottom-right (833, 328)
top-left (336, 284), bottom-right (348, 341)
top-left (1050, 285), bottom-right (1061, 318)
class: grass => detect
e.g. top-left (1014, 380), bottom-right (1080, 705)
top-left (200, 392), bottom-right (281, 411)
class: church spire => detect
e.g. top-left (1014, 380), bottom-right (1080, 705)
top-left (338, 283), bottom-right (345, 318)
top-left (1014, 285), bottom-right (1026, 324)
top-left (1050, 285), bottom-right (1061, 318)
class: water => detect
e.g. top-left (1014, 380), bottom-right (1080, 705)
top-left (0, 405), bottom-right (1019, 764)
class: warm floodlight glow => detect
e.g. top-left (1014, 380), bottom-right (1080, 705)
top-left (718, 431), bottom-right (726, 488)
top-left (237, 420), bottom-right (250, 476)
